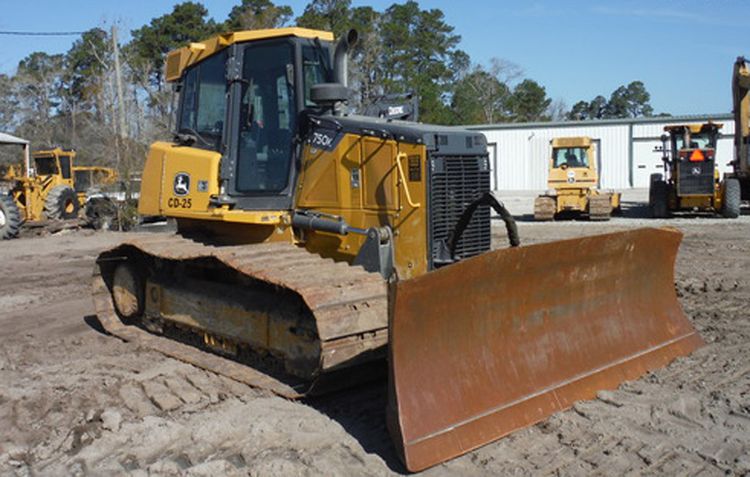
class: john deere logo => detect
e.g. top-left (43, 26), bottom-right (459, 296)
top-left (174, 173), bottom-right (190, 196)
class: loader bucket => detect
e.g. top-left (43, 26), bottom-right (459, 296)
top-left (387, 227), bottom-right (703, 472)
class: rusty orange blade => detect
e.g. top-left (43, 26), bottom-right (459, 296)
top-left (387, 227), bottom-right (703, 472)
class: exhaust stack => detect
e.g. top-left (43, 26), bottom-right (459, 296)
top-left (333, 29), bottom-right (358, 87)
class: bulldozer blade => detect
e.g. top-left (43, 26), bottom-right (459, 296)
top-left (387, 227), bottom-right (703, 472)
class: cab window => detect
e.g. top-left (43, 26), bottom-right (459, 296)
top-left (34, 156), bottom-right (58, 175)
top-left (58, 154), bottom-right (72, 179)
top-left (178, 50), bottom-right (228, 151)
top-left (236, 41), bottom-right (296, 193)
top-left (74, 170), bottom-right (91, 192)
top-left (302, 45), bottom-right (332, 107)
top-left (674, 132), bottom-right (715, 150)
top-left (553, 147), bottom-right (589, 168)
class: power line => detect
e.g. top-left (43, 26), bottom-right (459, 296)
top-left (0, 30), bottom-right (85, 36)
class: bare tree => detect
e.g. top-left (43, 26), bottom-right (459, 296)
top-left (452, 58), bottom-right (524, 124)
top-left (547, 98), bottom-right (568, 122)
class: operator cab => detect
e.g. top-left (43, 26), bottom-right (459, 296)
top-left (32, 148), bottom-right (74, 179)
top-left (173, 31), bottom-right (335, 210)
top-left (663, 123), bottom-right (721, 163)
top-left (553, 146), bottom-right (590, 169)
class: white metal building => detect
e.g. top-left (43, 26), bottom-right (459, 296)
top-left (466, 114), bottom-right (734, 191)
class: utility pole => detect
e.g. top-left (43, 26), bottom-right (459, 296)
top-left (111, 24), bottom-right (127, 141)
top-left (111, 24), bottom-right (129, 228)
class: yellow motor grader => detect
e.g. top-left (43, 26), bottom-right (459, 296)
top-left (93, 28), bottom-right (702, 471)
top-left (649, 123), bottom-right (739, 218)
top-left (534, 136), bottom-right (621, 221)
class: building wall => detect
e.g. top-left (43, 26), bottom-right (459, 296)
top-left (469, 114), bottom-right (733, 191)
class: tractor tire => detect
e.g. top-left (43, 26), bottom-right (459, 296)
top-left (45, 185), bottom-right (79, 220)
top-left (648, 173), bottom-right (663, 208)
top-left (650, 180), bottom-right (670, 218)
top-left (722, 178), bottom-right (741, 219)
top-left (0, 194), bottom-right (22, 240)
top-left (85, 197), bottom-right (119, 230)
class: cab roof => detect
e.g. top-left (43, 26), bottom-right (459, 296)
top-left (33, 147), bottom-right (75, 158)
top-left (165, 27), bottom-right (334, 82)
top-left (663, 122), bottom-right (723, 134)
top-left (550, 137), bottom-right (592, 148)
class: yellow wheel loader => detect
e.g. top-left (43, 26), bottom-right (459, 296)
top-left (92, 28), bottom-right (703, 472)
top-left (534, 137), bottom-right (621, 221)
top-left (650, 123), bottom-right (739, 218)
top-left (1, 147), bottom-right (80, 239)
top-left (0, 147), bottom-right (120, 238)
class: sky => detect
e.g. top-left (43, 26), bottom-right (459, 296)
top-left (0, 0), bottom-right (746, 116)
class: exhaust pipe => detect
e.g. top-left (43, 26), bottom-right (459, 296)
top-left (333, 29), bottom-right (358, 87)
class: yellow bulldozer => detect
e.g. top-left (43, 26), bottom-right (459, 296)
top-left (0, 147), bottom-right (119, 239)
top-left (534, 136), bottom-right (621, 221)
top-left (92, 28), bottom-right (703, 471)
top-left (649, 123), bottom-right (740, 218)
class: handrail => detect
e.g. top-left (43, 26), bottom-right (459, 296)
top-left (395, 152), bottom-right (421, 208)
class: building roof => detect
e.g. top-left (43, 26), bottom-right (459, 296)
top-left (0, 132), bottom-right (29, 145)
top-left (465, 113), bottom-right (734, 131)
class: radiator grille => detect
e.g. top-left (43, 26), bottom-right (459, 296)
top-left (428, 155), bottom-right (491, 267)
top-left (677, 159), bottom-right (714, 195)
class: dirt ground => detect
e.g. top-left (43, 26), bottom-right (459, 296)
top-left (1, 211), bottom-right (749, 476)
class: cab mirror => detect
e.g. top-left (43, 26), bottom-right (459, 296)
top-left (310, 83), bottom-right (349, 105)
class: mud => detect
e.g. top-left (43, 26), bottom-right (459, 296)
top-left (0, 219), bottom-right (748, 476)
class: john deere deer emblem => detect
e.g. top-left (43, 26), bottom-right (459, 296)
top-left (174, 173), bottom-right (190, 196)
